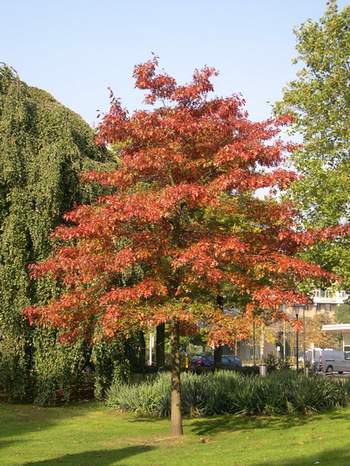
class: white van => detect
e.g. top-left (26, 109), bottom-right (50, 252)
top-left (305, 348), bottom-right (350, 374)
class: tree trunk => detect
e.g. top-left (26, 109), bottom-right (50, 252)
top-left (214, 295), bottom-right (224, 370)
top-left (156, 323), bottom-right (165, 370)
top-left (214, 345), bottom-right (223, 370)
top-left (260, 327), bottom-right (265, 362)
top-left (170, 320), bottom-right (183, 437)
top-left (138, 331), bottom-right (146, 373)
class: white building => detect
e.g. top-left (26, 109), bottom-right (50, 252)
top-left (313, 289), bottom-right (348, 306)
top-left (322, 324), bottom-right (350, 353)
top-left (237, 289), bottom-right (349, 363)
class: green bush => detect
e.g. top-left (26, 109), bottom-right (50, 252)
top-left (32, 330), bottom-right (87, 406)
top-left (263, 353), bottom-right (278, 371)
top-left (92, 338), bottom-right (131, 400)
top-left (106, 370), bottom-right (348, 417)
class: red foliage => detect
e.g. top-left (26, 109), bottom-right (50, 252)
top-left (291, 319), bottom-right (303, 333)
top-left (23, 59), bottom-right (350, 345)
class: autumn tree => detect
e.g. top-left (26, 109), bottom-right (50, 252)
top-left (24, 58), bottom-right (350, 436)
top-left (304, 313), bottom-right (339, 349)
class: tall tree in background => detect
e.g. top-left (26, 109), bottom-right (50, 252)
top-left (275, 0), bottom-right (350, 286)
top-left (24, 58), bottom-right (350, 436)
top-left (0, 65), bottom-right (113, 403)
top-left (304, 313), bottom-right (339, 349)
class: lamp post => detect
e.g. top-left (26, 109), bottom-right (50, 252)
top-left (294, 306), bottom-right (299, 371)
top-left (283, 319), bottom-right (286, 362)
top-left (281, 304), bottom-right (286, 362)
top-left (253, 316), bottom-right (256, 366)
top-left (302, 304), bottom-right (307, 373)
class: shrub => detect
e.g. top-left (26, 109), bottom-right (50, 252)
top-left (32, 331), bottom-right (87, 406)
top-left (277, 358), bottom-right (291, 371)
top-left (264, 353), bottom-right (278, 371)
top-left (106, 370), bottom-right (348, 417)
top-left (92, 338), bottom-right (130, 400)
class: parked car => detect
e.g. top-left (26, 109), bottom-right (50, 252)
top-left (305, 348), bottom-right (350, 374)
top-left (189, 354), bottom-right (242, 373)
top-left (219, 355), bottom-right (242, 370)
top-left (189, 355), bottom-right (214, 373)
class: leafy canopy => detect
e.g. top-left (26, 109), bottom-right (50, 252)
top-left (275, 0), bottom-right (350, 227)
top-left (275, 0), bottom-right (350, 287)
top-left (24, 57), bottom-right (350, 345)
top-left (0, 64), bottom-right (108, 402)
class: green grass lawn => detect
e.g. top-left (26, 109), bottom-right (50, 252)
top-left (0, 402), bottom-right (350, 466)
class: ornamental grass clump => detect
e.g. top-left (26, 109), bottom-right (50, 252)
top-left (106, 370), bottom-right (348, 417)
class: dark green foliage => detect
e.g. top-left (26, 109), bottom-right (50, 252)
top-left (156, 324), bottom-right (165, 369)
top-left (107, 371), bottom-right (348, 417)
top-left (236, 365), bottom-right (260, 376)
top-left (32, 329), bottom-right (87, 406)
top-left (92, 338), bottom-right (131, 400)
top-left (0, 65), bottom-right (113, 403)
top-left (125, 331), bottom-right (146, 373)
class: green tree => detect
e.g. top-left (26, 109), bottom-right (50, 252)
top-left (0, 65), bottom-right (112, 402)
top-left (336, 304), bottom-right (350, 323)
top-left (275, 0), bottom-right (350, 286)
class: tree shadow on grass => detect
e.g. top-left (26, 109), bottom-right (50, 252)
top-left (253, 445), bottom-right (350, 466)
top-left (190, 412), bottom-right (320, 437)
top-left (24, 445), bottom-right (155, 466)
top-left (328, 411), bottom-right (350, 421)
top-left (127, 407), bottom-right (350, 437)
top-left (0, 402), bottom-right (98, 444)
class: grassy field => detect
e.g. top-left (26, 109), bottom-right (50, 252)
top-left (0, 402), bottom-right (350, 466)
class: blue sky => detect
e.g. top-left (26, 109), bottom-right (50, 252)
top-left (1, 1), bottom-right (348, 126)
